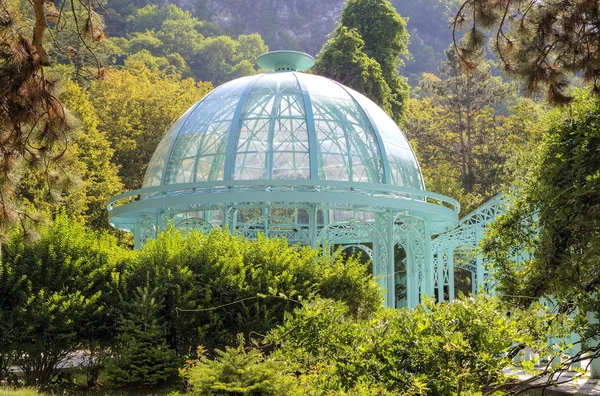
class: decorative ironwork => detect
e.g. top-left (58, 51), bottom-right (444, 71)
top-left (237, 215), bottom-right (309, 244)
top-left (174, 217), bottom-right (217, 234)
top-left (138, 215), bottom-right (157, 247)
top-left (108, 51), bottom-right (461, 309)
top-left (432, 194), bottom-right (507, 299)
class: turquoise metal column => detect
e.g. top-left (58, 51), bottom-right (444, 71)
top-left (406, 244), bottom-right (418, 308)
top-left (448, 246), bottom-right (455, 300)
top-left (435, 252), bottom-right (443, 302)
top-left (309, 204), bottom-right (317, 248)
top-left (475, 227), bottom-right (485, 294)
top-left (424, 221), bottom-right (434, 298)
top-left (387, 210), bottom-right (395, 307)
top-left (374, 213), bottom-right (388, 307)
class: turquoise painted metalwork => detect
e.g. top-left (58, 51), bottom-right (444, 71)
top-left (108, 51), bottom-right (460, 308)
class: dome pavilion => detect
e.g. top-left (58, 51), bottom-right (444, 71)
top-left (107, 51), bottom-right (459, 308)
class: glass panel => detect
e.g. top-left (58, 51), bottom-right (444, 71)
top-left (312, 96), bottom-right (351, 181)
top-left (330, 210), bottom-right (353, 222)
top-left (394, 244), bottom-right (408, 309)
top-left (300, 74), bottom-right (384, 183)
top-left (143, 105), bottom-right (196, 188)
top-left (206, 75), bottom-right (258, 100)
top-left (233, 73), bottom-right (309, 180)
top-left (334, 98), bottom-right (384, 183)
top-left (345, 87), bottom-right (424, 189)
top-left (299, 73), bottom-right (350, 99)
top-left (164, 94), bottom-right (241, 184)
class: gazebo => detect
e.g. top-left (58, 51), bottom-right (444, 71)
top-left (107, 51), bottom-right (459, 308)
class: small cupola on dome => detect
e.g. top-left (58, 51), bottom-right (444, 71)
top-left (107, 50), bottom-right (460, 310)
top-left (256, 50), bottom-right (315, 72)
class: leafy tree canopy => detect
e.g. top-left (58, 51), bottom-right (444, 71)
top-left (314, 0), bottom-right (410, 123)
top-left (404, 46), bottom-right (542, 213)
top-left (109, 5), bottom-right (268, 86)
top-left (483, 90), bottom-right (600, 311)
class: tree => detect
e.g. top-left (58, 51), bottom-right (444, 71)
top-left (403, 46), bottom-right (539, 212)
top-left (452, 0), bottom-right (600, 104)
top-left (0, 0), bottom-right (105, 233)
top-left (482, 90), bottom-right (600, 311)
top-left (192, 34), bottom-right (268, 86)
top-left (182, 343), bottom-right (297, 395)
top-left (89, 60), bottom-right (212, 190)
top-left (13, 79), bottom-right (124, 232)
top-left (60, 81), bottom-right (125, 229)
top-left (313, 27), bottom-right (394, 115)
top-left (105, 285), bottom-right (179, 387)
top-left (109, 4), bottom-right (268, 86)
top-left (314, 0), bottom-right (410, 123)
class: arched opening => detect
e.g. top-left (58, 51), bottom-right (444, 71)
top-left (335, 243), bottom-right (373, 275)
top-left (454, 267), bottom-right (472, 297)
top-left (394, 243), bottom-right (408, 308)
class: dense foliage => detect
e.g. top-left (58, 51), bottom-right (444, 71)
top-left (265, 296), bottom-right (559, 395)
top-left (0, 214), bottom-right (128, 385)
top-left (107, 5), bottom-right (268, 86)
top-left (483, 90), bottom-right (600, 310)
top-left (0, 216), bottom-right (380, 387)
top-left (180, 295), bottom-right (571, 395)
top-left (126, 227), bottom-right (381, 353)
top-left (314, 0), bottom-right (410, 122)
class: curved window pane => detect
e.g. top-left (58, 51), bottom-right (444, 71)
top-left (346, 87), bottom-right (424, 189)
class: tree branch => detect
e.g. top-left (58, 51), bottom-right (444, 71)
top-left (31, 0), bottom-right (51, 67)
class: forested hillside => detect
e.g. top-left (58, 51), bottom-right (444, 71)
top-left (104, 0), bottom-right (459, 84)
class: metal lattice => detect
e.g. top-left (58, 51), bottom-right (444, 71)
top-left (432, 194), bottom-right (506, 300)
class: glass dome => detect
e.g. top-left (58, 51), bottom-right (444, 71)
top-left (143, 72), bottom-right (424, 189)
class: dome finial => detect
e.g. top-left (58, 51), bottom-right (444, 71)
top-left (257, 50), bottom-right (315, 72)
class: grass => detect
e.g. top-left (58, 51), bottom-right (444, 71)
top-left (0, 386), bottom-right (185, 396)
top-left (0, 389), bottom-right (43, 396)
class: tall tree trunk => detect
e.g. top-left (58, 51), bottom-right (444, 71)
top-left (31, 0), bottom-right (51, 68)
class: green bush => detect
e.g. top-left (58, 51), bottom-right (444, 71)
top-left (182, 342), bottom-right (297, 395)
top-left (0, 214), bottom-right (127, 385)
top-left (125, 228), bottom-right (381, 352)
top-left (265, 295), bottom-right (554, 395)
